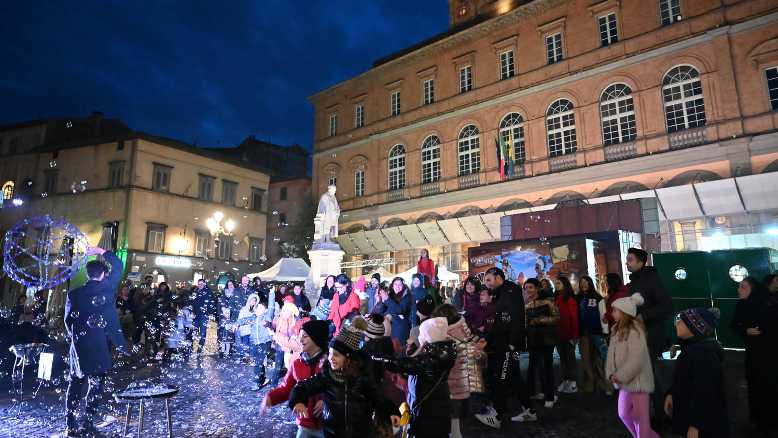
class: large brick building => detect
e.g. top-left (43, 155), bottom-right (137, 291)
top-left (311, 0), bottom-right (778, 277)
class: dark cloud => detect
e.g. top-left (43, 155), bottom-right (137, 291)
top-left (0, 1), bottom-right (448, 149)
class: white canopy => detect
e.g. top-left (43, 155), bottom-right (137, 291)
top-left (247, 257), bottom-right (311, 282)
top-left (397, 265), bottom-right (461, 285)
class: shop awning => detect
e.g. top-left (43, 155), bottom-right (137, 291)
top-left (335, 173), bottom-right (778, 255)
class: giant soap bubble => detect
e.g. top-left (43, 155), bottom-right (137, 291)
top-left (2, 215), bottom-right (89, 290)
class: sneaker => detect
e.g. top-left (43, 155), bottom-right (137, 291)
top-left (530, 393), bottom-right (545, 401)
top-left (544, 400), bottom-right (555, 409)
top-left (557, 380), bottom-right (570, 393)
top-left (475, 412), bottom-right (502, 429)
top-left (566, 381), bottom-right (578, 393)
top-left (511, 408), bottom-right (538, 422)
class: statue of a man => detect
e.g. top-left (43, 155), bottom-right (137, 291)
top-left (315, 184), bottom-right (340, 243)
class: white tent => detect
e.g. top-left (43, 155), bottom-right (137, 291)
top-left (397, 265), bottom-right (461, 285)
top-left (247, 257), bottom-right (311, 282)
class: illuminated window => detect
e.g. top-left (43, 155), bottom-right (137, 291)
top-left (2, 181), bottom-right (14, 200)
top-left (546, 99), bottom-right (577, 157)
top-left (662, 65), bottom-right (706, 133)
top-left (458, 125), bottom-right (481, 176)
top-left (388, 144), bottom-right (406, 190)
top-left (421, 135), bottom-right (441, 183)
top-left (499, 113), bottom-right (526, 163)
top-left (601, 84), bottom-right (636, 145)
top-left (459, 65), bottom-right (473, 93)
top-left (500, 50), bottom-right (515, 79)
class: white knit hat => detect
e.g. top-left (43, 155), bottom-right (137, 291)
top-left (418, 317), bottom-right (449, 346)
top-left (612, 293), bottom-right (645, 317)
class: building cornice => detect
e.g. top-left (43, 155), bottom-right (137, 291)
top-left (308, 0), bottom-right (568, 103)
top-left (339, 132), bottom-right (778, 223)
top-left (313, 11), bottom-right (778, 158)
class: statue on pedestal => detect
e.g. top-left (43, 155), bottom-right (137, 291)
top-left (313, 184), bottom-right (340, 247)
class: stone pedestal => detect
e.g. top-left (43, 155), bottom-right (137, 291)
top-left (306, 243), bottom-right (345, 301)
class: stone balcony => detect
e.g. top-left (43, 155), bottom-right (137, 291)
top-left (669, 126), bottom-right (707, 150)
top-left (458, 173), bottom-right (480, 189)
top-left (549, 152), bottom-right (577, 172)
top-left (420, 181), bottom-right (441, 197)
top-left (604, 142), bottom-right (637, 161)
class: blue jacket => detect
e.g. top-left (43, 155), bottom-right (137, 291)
top-left (385, 292), bottom-right (412, 345)
top-left (65, 251), bottom-right (126, 376)
top-left (579, 293), bottom-right (605, 336)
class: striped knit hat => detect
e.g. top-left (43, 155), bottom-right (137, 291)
top-left (331, 316), bottom-right (366, 358)
top-left (679, 307), bottom-right (720, 338)
top-left (364, 313), bottom-right (390, 339)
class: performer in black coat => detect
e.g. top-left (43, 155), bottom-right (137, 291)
top-left (64, 247), bottom-right (127, 436)
top-left (191, 278), bottom-right (217, 352)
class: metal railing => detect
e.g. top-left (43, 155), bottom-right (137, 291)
top-left (548, 152), bottom-right (577, 172)
top-left (387, 188), bottom-right (407, 202)
top-left (458, 173), bottom-right (480, 189)
top-left (420, 181), bottom-right (441, 197)
top-left (669, 127), bottom-right (706, 150)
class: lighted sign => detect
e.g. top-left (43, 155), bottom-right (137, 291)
top-left (728, 265), bottom-right (748, 283)
top-left (155, 255), bottom-right (191, 269)
top-left (674, 268), bottom-right (687, 281)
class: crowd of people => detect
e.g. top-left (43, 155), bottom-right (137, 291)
top-left (59, 247), bottom-right (778, 438)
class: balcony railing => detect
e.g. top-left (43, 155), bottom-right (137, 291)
top-left (604, 142), bottom-right (637, 162)
top-left (458, 173), bottom-right (480, 189)
top-left (420, 181), bottom-right (441, 197)
top-left (549, 152), bottom-right (577, 172)
top-left (501, 162), bottom-right (526, 181)
top-left (669, 127), bottom-right (706, 150)
top-left (387, 188), bottom-right (407, 202)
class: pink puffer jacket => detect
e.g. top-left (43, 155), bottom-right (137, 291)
top-left (447, 317), bottom-right (476, 400)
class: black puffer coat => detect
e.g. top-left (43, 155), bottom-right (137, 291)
top-left (289, 360), bottom-right (386, 438)
top-left (487, 280), bottom-right (526, 352)
top-left (667, 337), bottom-right (729, 438)
top-left (374, 340), bottom-right (456, 438)
top-left (628, 266), bottom-right (673, 356)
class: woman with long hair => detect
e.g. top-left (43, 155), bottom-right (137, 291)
top-left (385, 277), bottom-right (412, 347)
top-left (458, 276), bottom-right (481, 318)
top-left (554, 275), bottom-right (579, 394)
top-left (606, 293), bottom-right (659, 438)
top-left (578, 276), bottom-right (610, 395)
top-left (417, 248), bottom-right (436, 288)
top-left (327, 274), bottom-right (361, 335)
top-left (311, 275), bottom-right (336, 321)
top-left (524, 278), bottom-right (560, 408)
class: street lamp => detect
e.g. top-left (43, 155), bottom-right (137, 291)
top-left (206, 211), bottom-right (237, 237)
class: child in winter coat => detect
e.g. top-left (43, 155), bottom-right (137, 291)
top-left (163, 300), bottom-right (194, 362)
top-left (271, 297), bottom-right (301, 385)
top-left (372, 317), bottom-right (456, 438)
top-left (432, 304), bottom-right (489, 438)
top-left (238, 290), bottom-right (277, 390)
top-left (665, 308), bottom-right (729, 438)
top-left (289, 317), bottom-right (397, 438)
top-left (606, 293), bottom-right (660, 438)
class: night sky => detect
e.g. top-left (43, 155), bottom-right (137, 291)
top-left (0, 1), bottom-right (448, 150)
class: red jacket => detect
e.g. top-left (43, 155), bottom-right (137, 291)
top-left (267, 353), bottom-right (326, 430)
top-left (555, 294), bottom-right (579, 341)
top-left (604, 285), bottom-right (629, 332)
top-left (328, 290), bottom-right (361, 335)
top-left (417, 258), bottom-right (436, 286)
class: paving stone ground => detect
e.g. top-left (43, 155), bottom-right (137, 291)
top-left (0, 349), bottom-right (752, 438)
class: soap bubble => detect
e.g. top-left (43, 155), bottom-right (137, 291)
top-left (49, 160), bottom-right (57, 168)
top-left (86, 314), bottom-right (106, 329)
top-left (91, 295), bottom-right (106, 307)
top-left (69, 311), bottom-right (80, 319)
top-left (41, 192), bottom-right (48, 198)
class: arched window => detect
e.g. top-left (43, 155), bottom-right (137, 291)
top-left (458, 125), bottom-right (481, 175)
top-left (421, 135), bottom-right (441, 184)
top-left (600, 84), bottom-right (637, 145)
top-left (1, 181), bottom-right (14, 200)
top-left (388, 144), bottom-right (406, 190)
top-left (499, 113), bottom-right (526, 163)
top-left (662, 66), bottom-right (706, 133)
top-left (546, 99), bottom-right (577, 157)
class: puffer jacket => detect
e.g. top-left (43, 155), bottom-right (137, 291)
top-left (374, 341), bottom-right (456, 437)
top-left (273, 304), bottom-right (300, 353)
top-left (487, 280), bottom-right (525, 352)
top-left (289, 360), bottom-right (387, 438)
top-left (525, 298), bottom-right (559, 348)
top-left (606, 324), bottom-right (654, 393)
top-left (446, 317), bottom-right (478, 400)
top-left (668, 337), bottom-right (728, 438)
top-left (238, 291), bottom-right (277, 345)
top-left (269, 351), bottom-right (326, 431)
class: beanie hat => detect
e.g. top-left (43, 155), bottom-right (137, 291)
top-left (302, 319), bottom-right (330, 351)
top-left (679, 307), bottom-right (720, 338)
top-left (612, 293), bottom-right (645, 317)
top-left (371, 273), bottom-right (381, 282)
top-left (365, 313), bottom-right (387, 340)
top-left (331, 316), bottom-right (366, 359)
top-left (416, 295), bottom-right (435, 318)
